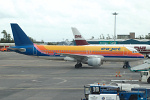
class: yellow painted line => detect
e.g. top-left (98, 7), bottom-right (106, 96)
top-left (9, 87), bottom-right (83, 90)
top-left (0, 75), bottom-right (42, 79)
top-left (0, 65), bottom-right (12, 67)
top-left (0, 74), bottom-right (42, 77)
top-left (0, 74), bottom-right (119, 77)
top-left (3, 75), bottom-right (116, 77)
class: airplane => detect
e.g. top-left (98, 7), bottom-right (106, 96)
top-left (8, 23), bottom-right (144, 69)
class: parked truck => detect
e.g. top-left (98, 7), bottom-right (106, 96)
top-left (141, 71), bottom-right (150, 83)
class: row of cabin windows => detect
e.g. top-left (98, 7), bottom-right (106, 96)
top-left (41, 50), bottom-right (122, 53)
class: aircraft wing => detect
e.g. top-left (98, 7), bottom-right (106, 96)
top-left (59, 53), bottom-right (104, 61)
top-left (130, 60), bottom-right (150, 72)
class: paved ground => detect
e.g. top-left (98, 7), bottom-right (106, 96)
top-left (0, 52), bottom-right (147, 100)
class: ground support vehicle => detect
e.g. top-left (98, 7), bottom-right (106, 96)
top-left (141, 71), bottom-right (150, 83)
top-left (0, 47), bottom-right (7, 51)
top-left (82, 83), bottom-right (150, 100)
top-left (130, 59), bottom-right (150, 83)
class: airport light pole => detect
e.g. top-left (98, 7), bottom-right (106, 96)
top-left (112, 12), bottom-right (118, 44)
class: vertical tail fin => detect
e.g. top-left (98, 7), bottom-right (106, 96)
top-left (11, 23), bottom-right (33, 46)
top-left (71, 27), bottom-right (89, 45)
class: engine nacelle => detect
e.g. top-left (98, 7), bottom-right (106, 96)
top-left (87, 58), bottom-right (101, 67)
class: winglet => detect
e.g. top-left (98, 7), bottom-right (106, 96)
top-left (11, 23), bottom-right (33, 46)
top-left (71, 27), bottom-right (89, 45)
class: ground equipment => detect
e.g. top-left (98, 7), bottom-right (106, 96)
top-left (82, 83), bottom-right (150, 100)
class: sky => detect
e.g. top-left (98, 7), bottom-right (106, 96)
top-left (0, 0), bottom-right (150, 42)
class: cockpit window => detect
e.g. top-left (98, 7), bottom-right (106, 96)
top-left (132, 51), bottom-right (139, 53)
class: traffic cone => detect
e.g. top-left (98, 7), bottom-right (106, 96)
top-left (116, 71), bottom-right (122, 77)
top-left (116, 72), bottom-right (118, 77)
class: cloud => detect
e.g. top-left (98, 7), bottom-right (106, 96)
top-left (0, 0), bottom-right (150, 41)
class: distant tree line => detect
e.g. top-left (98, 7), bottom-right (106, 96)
top-left (47, 42), bottom-right (58, 45)
top-left (1, 30), bottom-right (14, 43)
top-left (135, 34), bottom-right (150, 39)
top-left (0, 30), bottom-right (44, 43)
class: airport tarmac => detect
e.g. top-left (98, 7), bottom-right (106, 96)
top-left (0, 52), bottom-right (148, 100)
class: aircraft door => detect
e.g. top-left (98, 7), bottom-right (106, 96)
top-left (85, 47), bottom-right (92, 55)
top-left (123, 47), bottom-right (128, 56)
top-left (33, 47), bottom-right (37, 55)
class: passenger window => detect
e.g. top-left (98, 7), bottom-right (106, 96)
top-left (143, 72), bottom-right (148, 76)
top-left (132, 51), bottom-right (138, 53)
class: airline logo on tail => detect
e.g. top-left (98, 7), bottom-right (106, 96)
top-left (75, 35), bottom-right (82, 38)
top-left (71, 27), bottom-right (89, 45)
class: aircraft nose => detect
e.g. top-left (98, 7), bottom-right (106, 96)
top-left (140, 54), bottom-right (145, 58)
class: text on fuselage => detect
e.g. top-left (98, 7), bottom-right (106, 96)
top-left (101, 48), bottom-right (121, 51)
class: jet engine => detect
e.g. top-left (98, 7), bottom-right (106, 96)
top-left (87, 58), bottom-right (101, 67)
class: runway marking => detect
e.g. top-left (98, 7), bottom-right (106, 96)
top-left (54, 78), bottom-right (67, 84)
top-left (2, 87), bottom-right (83, 90)
top-left (1, 65), bottom-right (13, 67)
top-left (0, 73), bottom-right (137, 79)
top-left (0, 74), bottom-right (118, 77)
top-left (0, 74), bottom-right (42, 79)
top-left (0, 74), bottom-right (41, 77)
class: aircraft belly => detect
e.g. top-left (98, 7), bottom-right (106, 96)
top-left (35, 56), bottom-right (64, 60)
top-left (104, 57), bottom-right (142, 62)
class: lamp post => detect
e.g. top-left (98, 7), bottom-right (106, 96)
top-left (112, 12), bottom-right (118, 44)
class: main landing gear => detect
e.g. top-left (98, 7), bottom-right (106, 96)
top-left (123, 61), bottom-right (131, 69)
top-left (75, 62), bottom-right (82, 68)
top-left (146, 54), bottom-right (150, 58)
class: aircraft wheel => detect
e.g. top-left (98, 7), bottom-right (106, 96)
top-left (79, 63), bottom-right (82, 67)
top-left (75, 64), bottom-right (79, 68)
top-left (123, 65), bottom-right (127, 69)
top-left (147, 77), bottom-right (150, 83)
top-left (129, 94), bottom-right (137, 100)
top-left (123, 61), bottom-right (131, 69)
top-left (75, 63), bottom-right (82, 68)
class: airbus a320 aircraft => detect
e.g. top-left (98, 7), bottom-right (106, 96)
top-left (8, 23), bottom-right (144, 68)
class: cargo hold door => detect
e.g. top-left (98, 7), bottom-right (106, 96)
top-left (33, 47), bottom-right (37, 55)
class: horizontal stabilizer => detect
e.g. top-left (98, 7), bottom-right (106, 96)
top-left (8, 47), bottom-right (26, 52)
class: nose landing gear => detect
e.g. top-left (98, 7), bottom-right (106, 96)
top-left (123, 61), bottom-right (131, 69)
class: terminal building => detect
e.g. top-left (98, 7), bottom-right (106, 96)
top-left (86, 39), bottom-right (150, 45)
top-left (74, 32), bottom-right (150, 45)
